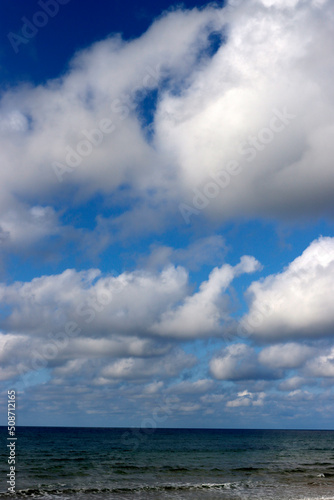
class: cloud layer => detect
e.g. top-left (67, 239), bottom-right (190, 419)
top-left (0, 237), bottom-right (333, 427)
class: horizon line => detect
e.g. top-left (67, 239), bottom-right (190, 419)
top-left (1, 425), bottom-right (334, 431)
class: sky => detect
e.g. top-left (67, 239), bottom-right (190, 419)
top-left (0, 0), bottom-right (334, 429)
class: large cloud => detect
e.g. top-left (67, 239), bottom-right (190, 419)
top-left (239, 237), bottom-right (334, 341)
top-left (0, 0), bottom-right (333, 251)
top-left (0, 255), bottom-right (262, 389)
top-left (0, 256), bottom-right (260, 341)
top-left (210, 343), bottom-right (275, 381)
top-left (0, 266), bottom-right (187, 336)
top-left (0, 7), bottom-right (225, 212)
top-left (155, 0), bottom-right (334, 221)
top-left (258, 343), bottom-right (315, 369)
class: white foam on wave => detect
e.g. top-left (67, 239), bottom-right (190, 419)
top-left (298, 497), bottom-right (334, 500)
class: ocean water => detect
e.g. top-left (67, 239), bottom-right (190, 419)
top-left (1, 427), bottom-right (334, 499)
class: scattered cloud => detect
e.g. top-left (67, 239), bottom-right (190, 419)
top-left (258, 343), bottom-right (315, 369)
top-left (210, 344), bottom-right (274, 381)
top-left (305, 348), bottom-right (334, 378)
top-left (226, 390), bottom-right (266, 408)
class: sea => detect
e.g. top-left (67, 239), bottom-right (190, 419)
top-left (1, 427), bottom-right (334, 499)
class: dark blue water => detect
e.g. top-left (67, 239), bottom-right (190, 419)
top-left (1, 427), bottom-right (334, 499)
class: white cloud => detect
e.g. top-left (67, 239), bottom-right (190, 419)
top-left (101, 349), bottom-right (196, 381)
top-left (286, 389), bottom-right (313, 402)
top-left (63, 337), bottom-right (169, 359)
top-left (210, 343), bottom-right (272, 381)
top-left (305, 348), bottom-right (334, 378)
top-left (200, 393), bottom-right (225, 404)
top-left (0, 205), bottom-right (61, 249)
top-left (278, 376), bottom-right (305, 391)
top-left (168, 379), bottom-right (214, 395)
top-left (177, 403), bottom-right (201, 413)
top-left (2, 239), bottom-right (334, 422)
top-left (240, 237), bottom-right (334, 341)
top-left (0, 6), bottom-right (225, 221)
top-left (0, 110), bottom-right (28, 132)
top-left (0, 252), bottom-right (259, 395)
top-left (151, 256), bottom-right (260, 338)
top-left (144, 381), bottom-right (164, 394)
top-left (259, 343), bottom-right (314, 369)
top-left (0, 332), bottom-right (29, 368)
top-left (0, 256), bottom-right (260, 343)
top-left (0, 266), bottom-right (188, 336)
top-left (0, 0), bottom-right (333, 247)
top-left (226, 390), bottom-right (266, 407)
top-left (259, 0), bottom-right (300, 7)
top-left (1, 0), bottom-right (334, 426)
top-left (155, 0), bottom-right (334, 221)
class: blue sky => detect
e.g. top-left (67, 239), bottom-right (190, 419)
top-left (0, 0), bottom-right (334, 429)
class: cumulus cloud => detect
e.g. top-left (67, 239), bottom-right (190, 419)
top-left (0, 235), bottom-right (333, 433)
top-left (258, 343), bottom-right (315, 369)
top-left (0, 255), bottom-right (261, 390)
top-left (286, 389), bottom-right (314, 402)
top-left (0, 205), bottom-right (62, 249)
top-left (210, 343), bottom-right (274, 381)
top-left (226, 390), bottom-right (266, 408)
top-left (0, 0), bottom-right (333, 251)
top-left (279, 376), bottom-right (306, 391)
top-left (0, 6), bottom-right (225, 233)
top-left (155, 0), bottom-right (334, 221)
top-left (0, 266), bottom-right (187, 336)
top-left (100, 349), bottom-right (196, 381)
top-left (0, 255), bottom-right (260, 341)
top-left (240, 237), bottom-right (334, 341)
top-left (305, 348), bottom-right (334, 378)
top-left (151, 256), bottom-right (260, 338)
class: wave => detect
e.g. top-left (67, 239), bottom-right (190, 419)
top-left (0, 481), bottom-right (255, 498)
top-left (1, 483), bottom-right (334, 499)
